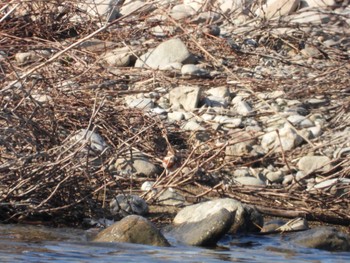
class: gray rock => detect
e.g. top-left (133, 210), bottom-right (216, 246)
top-left (31, 94), bottom-right (53, 104)
top-left (126, 98), bottom-right (154, 109)
top-left (225, 132), bottom-right (256, 157)
top-left (135, 38), bottom-right (195, 69)
top-left (170, 4), bottom-right (196, 20)
top-left (110, 194), bottom-right (149, 218)
top-left (297, 155), bottom-right (332, 174)
top-left (286, 10), bottom-right (331, 24)
top-left (157, 188), bottom-right (186, 206)
top-left (173, 198), bottom-right (263, 234)
top-left (287, 115), bottom-right (314, 128)
top-left (141, 181), bottom-right (155, 192)
top-left (181, 64), bottom-right (209, 77)
top-left (80, 0), bottom-right (120, 21)
top-left (15, 50), bottom-right (51, 64)
top-left (233, 176), bottom-right (265, 186)
top-left (261, 124), bottom-right (303, 152)
top-left (301, 44), bottom-right (324, 59)
top-left (169, 86), bottom-right (201, 111)
top-left (233, 169), bottom-right (251, 177)
top-left (119, 0), bottom-right (154, 16)
top-left (181, 121), bottom-right (205, 131)
top-left (114, 152), bottom-right (159, 177)
top-left (169, 208), bottom-right (234, 246)
top-left (290, 227), bottom-right (350, 251)
top-left (213, 116), bottom-right (242, 128)
top-left (102, 47), bottom-right (135, 67)
top-left (204, 96), bottom-right (229, 108)
top-left (93, 215), bottom-right (170, 247)
top-left (207, 86), bottom-right (230, 98)
top-left (306, 98), bottom-right (328, 107)
top-left (307, 125), bottom-right (322, 138)
top-left (190, 11), bottom-right (221, 24)
top-left (256, 0), bottom-right (300, 19)
top-left (183, 0), bottom-right (206, 11)
top-left (69, 129), bottom-right (108, 153)
top-left (167, 111), bottom-right (185, 122)
top-left (231, 96), bottom-right (252, 116)
top-left (307, 178), bottom-right (350, 195)
top-left (266, 170), bottom-right (284, 183)
top-left (217, 0), bottom-right (253, 14)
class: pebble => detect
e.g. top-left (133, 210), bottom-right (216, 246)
top-left (181, 64), bottom-right (209, 77)
top-left (297, 155), bottom-right (332, 174)
top-left (233, 177), bottom-right (265, 186)
top-left (168, 111), bottom-right (185, 122)
top-left (126, 98), bottom-right (154, 109)
top-left (181, 121), bottom-right (205, 131)
top-left (135, 38), bottom-right (195, 69)
top-left (169, 86), bottom-right (201, 111)
top-left (207, 86), bottom-right (230, 98)
top-left (231, 96), bottom-right (252, 116)
top-left (69, 129), bottom-right (108, 153)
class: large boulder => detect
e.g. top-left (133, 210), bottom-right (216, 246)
top-left (173, 198), bottom-right (263, 235)
top-left (289, 227), bottom-right (350, 251)
top-left (93, 215), bottom-right (170, 247)
top-left (135, 38), bottom-right (196, 69)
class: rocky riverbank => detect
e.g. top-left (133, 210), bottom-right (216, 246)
top-left (0, 0), bottom-right (349, 252)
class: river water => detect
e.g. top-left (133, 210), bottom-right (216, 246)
top-left (0, 224), bottom-right (349, 263)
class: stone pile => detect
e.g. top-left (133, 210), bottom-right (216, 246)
top-left (93, 197), bottom-right (350, 252)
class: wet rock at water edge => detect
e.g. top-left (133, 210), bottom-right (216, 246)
top-left (169, 208), bottom-right (234, 246)
top-left (93, 215), bottom-right (170, 247)
top-left (173, 198), bottom-right (263, 235)
top-left (110, 194), bottom-right (149, 218)
top-left (289, 227), bottom-right (350, 251)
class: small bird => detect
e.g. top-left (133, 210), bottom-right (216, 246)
top-left (162, 150), bottom-right (180, 174)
